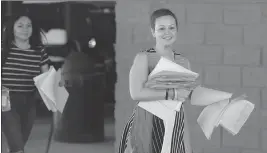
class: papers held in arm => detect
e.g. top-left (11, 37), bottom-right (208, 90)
top-left (33, 66), bottom-right (69, 113)
top-left (143, 57), bottom-right (255, 140)
top-left (192, 86), bottom-right (255, 139)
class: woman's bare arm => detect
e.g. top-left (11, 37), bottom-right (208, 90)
top-left (129, 52), bottom-right (168, 101)
top-left (49, 56), bottom-right (65, 62)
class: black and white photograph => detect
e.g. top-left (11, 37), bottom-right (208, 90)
top-left (1, 0), bottom-right (267, 153)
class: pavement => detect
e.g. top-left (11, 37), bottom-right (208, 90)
top-left (2, 117), bottom-right (115, 153)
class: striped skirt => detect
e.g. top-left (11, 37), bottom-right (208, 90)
top-left (118, 103), bottom-right (185, 153)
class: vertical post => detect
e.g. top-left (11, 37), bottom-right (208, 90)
top-left (64, 2), bottom-right (71, 40)
top-left (6, 1), bottom-right (13, 16)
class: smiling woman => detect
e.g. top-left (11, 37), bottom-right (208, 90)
top-left (118, 8), bottom-right (193, 153)
top-left (1, 12), bottom-right (50, 153)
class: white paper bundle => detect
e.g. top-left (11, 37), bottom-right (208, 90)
top-left (33, 66), bottom-right (69, 113)
top-left (149, 57), bottom-right (199, 78)
top-left (138, 57), bottom-right (255, 153)
top-left (146, 57), bottom-right (199, 90)
top-left (218, 99), bottom-right (255, 135)
top-left (192, 86), bottom-right (255, 139)
top-left (196, 99), bottom-right (230, 139)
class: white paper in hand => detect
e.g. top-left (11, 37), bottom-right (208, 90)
top-left (191, 86), bottom-right (233, 106)
top-left (219, 99), bottom-right (255, 135)
top-left (34, 66), bottom-right (69, 113)
top-left (40, 67), bottom-right (57, 103)
top-left (54, 68), bottom-right (69, 113)
top-left (197, 99), bottom-right (230, 139)
top-left (33, 70), bottom-right (54, 111)
top-left (149, 57), bottom-right (199, 78)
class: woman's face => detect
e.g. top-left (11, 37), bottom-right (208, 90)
top-left (152, 15), bottom-right (177, 46)
top-left (13, 16), bottom-right (32, 41)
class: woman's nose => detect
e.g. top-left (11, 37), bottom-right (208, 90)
top-left (164, 29), bottom-right (171, 35)
top-left (22, 26), bottom-right (30, 31)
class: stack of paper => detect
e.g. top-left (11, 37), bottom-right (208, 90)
top-left (145, 57), bottom-right (199, 90)
top-left (142, 57), bottom-right (255, 142)
top-left (33, 66), bottom-right (69, 113)
top-left (191, 86), bottom-right (255, 139)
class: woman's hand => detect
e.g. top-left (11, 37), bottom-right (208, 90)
top-left (59, 80), bottom-right (65, 87)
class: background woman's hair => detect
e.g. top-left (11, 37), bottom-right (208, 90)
top-left (2, 11), bottom-right (44, 49)
top-left (150, 8), bottom-right (178, 30)
top-left (66, 40), bottom-right (81, 53)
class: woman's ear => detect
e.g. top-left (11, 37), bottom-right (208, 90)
top-left (151, 28), bottom-right (156, 37)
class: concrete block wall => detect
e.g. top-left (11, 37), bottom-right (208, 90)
top-left (114, 0), bottom-right (267, 153)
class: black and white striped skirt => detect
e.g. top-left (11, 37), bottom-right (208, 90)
top-left (118, 103), bottom-right (185, 153)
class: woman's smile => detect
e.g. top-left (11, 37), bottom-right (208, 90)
top-left (162, 35), bottom-right (173, 40)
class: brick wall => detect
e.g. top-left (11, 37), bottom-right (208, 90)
top-left (114, 0), bottom-right (267, 153)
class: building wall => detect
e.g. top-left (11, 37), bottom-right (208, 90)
top-left (114, 0), bottom-right (267, 153)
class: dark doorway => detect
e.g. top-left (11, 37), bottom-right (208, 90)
top-left (1, 1), bottom-right (117, 119)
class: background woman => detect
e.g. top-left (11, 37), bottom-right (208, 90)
top-left (1, 12), bottom-right (50, 153)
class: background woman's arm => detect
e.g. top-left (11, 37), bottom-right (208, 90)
top-left (49, 56), bottom-right (65, 62)
top-left (40, 47), bottom-right (50, 73)
top-left (41, 64), bottom-right (49, 73)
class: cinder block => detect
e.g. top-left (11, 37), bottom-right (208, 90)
top-left (242, 150), bottom-right (264, 153)
top-left (244, 24), bottom-right (267, 45)
top-left (133, 23), bottom-right (154, 44)
top-left (222, 127), bottom-right (260, 149)
top-left (262, 89), bottom-right (267, 109)
top-left (206, 24), bottom-right (242, 45)
top-left (262, 130), bottom-right (267, 151)
top-left (223, 46), bottom-right (261, 66)
top-left (242, 67), bottom-right (267, 87)
top-left (261, 4), bottom-right (267, 24)
top-left (187, 4), bottom-right (222, 24)
top-left (115, 43), bottom-right (140, 63)
top-left (115, 1), bottom-right (150, 24)
top-left (224, 5), bottom-right (261, 25)
top-left (184, 102), bottom-right (203, 126)
top-left (263, 46), bottom-right (267, 67)
top-left (116, 23), bottom-right (134, 45)
top-left (178, 45), bottom-right (223, 64)
top-left (200, 0), bottom-right (266, 2)
top-left (204, 66), bottom-right (241, 86)
top-left (260, 109), bottom-right (267, 128)
top-left (190, 124), bottom-right (221, 152)
top-left (189, 62), bottom-right (204, 83)
top-left (177, 24), bottom-right (205, 44)
top-left (203, 148), bottom-right (240, 153)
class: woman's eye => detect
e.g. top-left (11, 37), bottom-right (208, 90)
top-left (159, 27), bottom-right (165, 31)
top-left (170, 27), bottom-right (176, 30)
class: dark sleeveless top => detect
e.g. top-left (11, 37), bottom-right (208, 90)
top-left (142, 48), bottom-right (191, 73)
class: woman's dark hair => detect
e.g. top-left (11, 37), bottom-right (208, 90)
top-left (2, 12), bottom-right (44, 49)
top-left (150, 8), bottom-right (178, 30)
